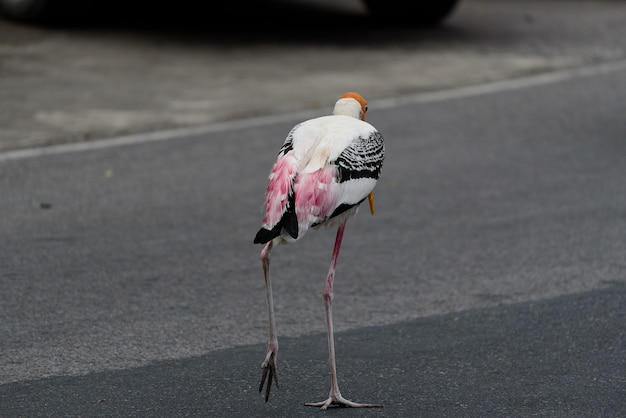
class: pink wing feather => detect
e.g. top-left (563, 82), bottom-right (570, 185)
top-left (261, 153), bottom-right (299, 229)
top-left (294, 166), bottom-right (338, 237)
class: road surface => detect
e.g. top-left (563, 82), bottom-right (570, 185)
top-left (1, 58), bottom-right (625, 416)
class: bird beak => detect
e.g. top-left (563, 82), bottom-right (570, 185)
top-left (368, 192), bottom-right (375, 215)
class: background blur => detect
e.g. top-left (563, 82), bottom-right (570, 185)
top-left (2, 0), bottom-right (626, 152)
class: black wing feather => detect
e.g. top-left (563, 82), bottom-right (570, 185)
top-left (335, 131), bottom-right (384, 183)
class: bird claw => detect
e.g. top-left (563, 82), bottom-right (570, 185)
top-left (259, 350), bottom-right (278, 402)
top-left (304, 394), bottom-right (381, 409)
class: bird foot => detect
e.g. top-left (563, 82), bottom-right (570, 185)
top-left (304, 394), bottom-right (381, 410)
top-left (259, 348), bottom-right (278, 402)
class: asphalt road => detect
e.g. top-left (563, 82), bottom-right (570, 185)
top-left (1, 285), bottom-right (624, 417)
top-left (1, 55), bottom-right (625, 416)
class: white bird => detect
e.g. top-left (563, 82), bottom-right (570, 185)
top-left (254, 91), bottom-right (385, 409)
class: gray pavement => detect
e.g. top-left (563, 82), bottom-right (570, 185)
top-left (2, 0), bottom-right (626, 151)
top-left (1, 51), bottom-right (625, 393)
top-left (1, 284), bottom-right (624, 417)
top-left (1, 1), bottom-right (626, 416)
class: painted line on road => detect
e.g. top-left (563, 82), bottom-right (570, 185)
top-left (2, 58), bottom-right (626, 163)
top-left (372, 58), bottom-right (626, 109)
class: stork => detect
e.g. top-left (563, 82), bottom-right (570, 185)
top-left (254, 91), bottom-right (385, 409)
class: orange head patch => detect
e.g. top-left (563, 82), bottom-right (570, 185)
top-left (340, 92), bottom-right (368, 120)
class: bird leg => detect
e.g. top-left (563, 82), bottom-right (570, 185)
top-left (304, 221), bottom-right (381, 409)
top-left (259, 241), bottom-right (279, 402)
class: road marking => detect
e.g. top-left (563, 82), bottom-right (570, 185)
top-left (373, 58), bottom-right (626, 108)
top-left (2, 59), bottom-right (626, 162)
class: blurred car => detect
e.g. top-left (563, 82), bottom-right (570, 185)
top-left (0, 0), bottom-right (460, 26)
top-left (363, 0), bottom-right (459, 26)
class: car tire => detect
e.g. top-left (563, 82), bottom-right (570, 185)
top-left (0, 0), bottom-right (57, 22)
top-left (363, 0), bottom-right (460, 26)
top-left (0, 0), bottom-right (87, 24)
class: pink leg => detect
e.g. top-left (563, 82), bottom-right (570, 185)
top-left (259, 241), bottom-right (279, 402)
top-left (304, 221), bottom-right (381, 409)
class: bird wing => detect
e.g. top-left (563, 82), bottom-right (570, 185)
top-left (335, 130), bottom-right (385, 185)
top-left (321, 129), bottom-right (385, 222)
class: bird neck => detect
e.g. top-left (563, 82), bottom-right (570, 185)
top-left (332, 99), bottom-right (363, 120)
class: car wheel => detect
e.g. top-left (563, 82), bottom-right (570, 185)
top-left (0, 0), bottom-right (89, 24)
top-left (363, 0), bottom-right (460, 26)
top-left (0, 0), bottom-right (55, 22)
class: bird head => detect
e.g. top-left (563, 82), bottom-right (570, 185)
top-left (333, 92), bottom-right (368, 121)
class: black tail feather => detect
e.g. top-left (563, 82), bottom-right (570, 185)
top-left (281, 202), bottom-right (298, 240)
top-left (254, 192), bottom-right (298, 244)
top-left (254, 224), bottom-right (282, 244)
